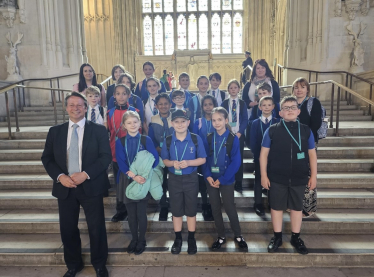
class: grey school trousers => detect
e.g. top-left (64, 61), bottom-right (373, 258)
top-left (206, 181), bottom-right (241, 238)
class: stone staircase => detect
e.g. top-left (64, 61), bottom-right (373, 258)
top-left (0, 102), bottom-right (374, 268)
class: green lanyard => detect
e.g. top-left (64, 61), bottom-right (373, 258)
top-left (298, 96), bottom-right (308, 108)
top-left (282, 119), bottom-right (302, 152)
top-left (260, 117), bottom-right (272, 137)
top-left (125, 135), bottom-right (141, 165)
top-left (213, 132), bottom-right (226, 166)
top-left (174, 140), bottom-right (189, 161)
top-left (204, 118), bottom-right (212, 133)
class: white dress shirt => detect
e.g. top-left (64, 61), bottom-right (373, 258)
top-left (87, 104), bottom-right (107, 125)
top-left (228, 96), bottom-right (240, 134)
top-left (209, 89), bottom-right (228, 106)
top-left (261, 115), bottom-right (273, 124)
top-left (144, 96), bottom-right (158, 127)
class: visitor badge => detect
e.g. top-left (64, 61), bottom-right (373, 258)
top-left (175, 169), bottom-right (182, 175)
top-left (297, 152), bottom-right (305, 159)
top-left (230, 122), bottom-right (237, 127)
top-left (160, 142), bottom-right (163, 148)
top-left (211, 167), bottom-right (219, 173)
top-left (115, 136), bottom-right (118, 141)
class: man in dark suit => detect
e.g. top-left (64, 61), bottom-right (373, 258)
top-left (41, 92), bottom-right (111, 277)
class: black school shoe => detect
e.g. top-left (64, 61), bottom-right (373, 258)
top-left (96, 267), bottom-right (109, 277)
top-left (234, 181), bottom-right (243, 193)
top-left (267, 236), bottom-right (282, 253)
top-left (63, 263), bottom-right (84, 277)
top-left (171, 238), bottom-right (182, 254)
top-left (135, 241), bottom-right (147, 255)
top-left (254, 204), bottom-right (265, 216)
top-left (111, 211), bottom-right (128, 222)
top-left (234, 236), bottom-right (248, 249)
top-left (126, 240), bottom-right (137, 254)
top-left (291, 237), bottom-right (309, 255)
top-left (158, 207), bottom-right (169, 221)
top-left (202, 204), bottom-right (214, 221)
top-left (211, 237), bottom-right (226, 250)
top-left (187, 238), bottom-right (197, 254)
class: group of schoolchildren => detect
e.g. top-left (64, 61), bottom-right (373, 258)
top-left (79, 61), bottom-right (317, 257)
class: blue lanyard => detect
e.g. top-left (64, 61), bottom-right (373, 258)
top-left (174, 140), bottom-right (189, 161)
top-left (213, 132), bottom-right (226, 166)
top-left (260, 117), bottom-right (272, 137)
top-left (125, 135), bottom-right (141, 165)
top-left (204, 118), bottom-right (212, 134)
top-left (282, 119), bottom-right (302, 152)
top-left (298, 96), bottom-right (308, 108)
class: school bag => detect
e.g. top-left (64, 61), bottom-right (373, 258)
top-left (165, 133), bottom-right (198, 156)
top-left (120, 135), bottom-right (147, 150)
top-left (306, 97), bottom-right (327, 139)
top-left (206, 131), bottom-right (236, 158)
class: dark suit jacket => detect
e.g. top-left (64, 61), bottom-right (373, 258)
top-left (41, 120), bottom-right (112, 199)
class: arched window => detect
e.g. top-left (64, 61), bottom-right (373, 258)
top-left (142, 0), bottom-right (243, 55)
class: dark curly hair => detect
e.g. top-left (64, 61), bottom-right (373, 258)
top-left (250, 59), bottom-right (275, 81)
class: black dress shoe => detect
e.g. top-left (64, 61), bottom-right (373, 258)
top-left (126, 240), bottom-right (137, 254)
top-left (135, 241), bottom-right (147, 255)
top-left (111, 211), bottom-right (127, 222)
top-left (234, 236), bottom-right (248, 249)
top-left (211, 237), bottom-right (226, 250)
top-left (234, 181), bottom-right (243, 193)
top-left (187, 238), bottom-right (197, 255)
top-left (96, 267), bottom-right (109, 277)
top-left (291, 237), bottom-right (309, 255)
top-left (254, 204), bottom-right (265, 216)
top-left (63, 264), bottom-right (84, 277)
top-left (171, 238), bottom-right (182, 254)
top-left (202, 204), bottom-right (214, 221)
top-left (268, 236), bottom-right (282, 253)
top-left (158, 207), bottom-right (169, 221)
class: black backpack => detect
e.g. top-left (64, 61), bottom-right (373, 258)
top-left (120, 135), bottom-right (147, 150)
top-left (207, 131), bottom-right (235, 158)
top-left (166, 133), bottom-right (199, 157)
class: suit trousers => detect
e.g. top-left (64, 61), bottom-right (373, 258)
top-left (206, 181), bottom-right (241, 238)
top-left (58, 185), bottom-right (108, 270)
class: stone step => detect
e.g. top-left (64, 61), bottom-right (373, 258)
top-left (324, 105), bottom-right (359, 111)
top-left (0, 233), bottom-right (374, 267)
top-left (11, 111), bottom-right (67, 117)
top-left (0, 139), bottom-right (46, 149)
top-left (325, 115), bottom-right (372, 121)
top-left (0, 121), bottom-right (59, 127)
top-left (0, 208), bottom-right (373, 235)
top-left (0, 188), bottom-right (372, 210)
top-left (23, 106), bottom-right (65, 112)
top-left (318, 136), bottom-right (374, 147)
top-left (325, 110), bottom-right (365, 116)
top-left (7, 115), bottom-right (67, 122)
top-left (1, 172), bottom-right (374, 190)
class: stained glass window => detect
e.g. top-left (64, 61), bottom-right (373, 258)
top-left (153, 0), bottom-right (162, 12)
top-left (188, 0), bottom-right (197, 11)
top-left (154, 15), bottom-right (164, 55)
top-left (188, 14), bottom-right (197, 49)
top-left (222, 0), bottom-right (231, 10)
top-left (211, 13), bottom-right (221, 53)
top-left (164, 0), bottom-right (173, 12)
top-left (233, 0), bottom-right (243, 10)
top-left (199, 0), bottom-right (208, 11)
top-left (211, 0), bottom-right (220, 10)
top-left (199, 14), bottom-right (208, 49)
top-left (143, 15), bottom-right (153, 55)
top-left (177, 14), bottom-right (187, 50)
top-left (177, 0), bottom-right (186, 12)
top-left (165, 15), bottom-right (174, 55)
top-left (222, 13), bottom-right (231, 53)
top-left (142, 0), bottom-right (151, 13)
top-left (233, 13), bottom-right (242, 53)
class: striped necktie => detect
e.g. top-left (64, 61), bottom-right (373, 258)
top-left (91, 108), bottom-right (96, 123)
top-left (232, 100), bottom-right (237, 123)
top-left (152, 99), bottom-right (158, 115)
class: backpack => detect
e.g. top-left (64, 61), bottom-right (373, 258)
top-left (306, 97), bottom-right (327, 139)
top-left (207, 131), bottom-right (235, 158)
top-left (166, 133), bottom-right (199, 157)
top-left (120, 135), bottom-right (147, 150)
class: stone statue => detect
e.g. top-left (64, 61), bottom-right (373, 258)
top-left (5, 31), bottom-right (23, 81)
top-left (346, 22), bottom-right (366, 71)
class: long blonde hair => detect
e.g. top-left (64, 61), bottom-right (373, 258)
top-left (211, 107), bottom-right (232, 132)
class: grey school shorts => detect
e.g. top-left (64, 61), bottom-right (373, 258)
top-left (168, 171), bottom-right (199, 217)
top-left (269, 181), bottom-right (305, 211)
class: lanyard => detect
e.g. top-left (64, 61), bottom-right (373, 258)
top-left (112, 104), bottom-right (129, 137)
top-left (125, 135), bottom-right (141, 165)
top-left (260, 117), bottom-right (272, 137)
top-left (213, 132), bottom-right (226, 166)
top-left (204, 118), bottom-right (212, 133)
top-left (298, 96), bottom-right (308, 108)
top-left (174, 140), bottom-right (189, 161)
top-left (282, 119), bottom-right (302, 152)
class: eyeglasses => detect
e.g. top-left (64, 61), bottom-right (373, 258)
top-left (173, 97), bottom-right (185, 101)
top-left (281, 105), bottom-right (298, 111)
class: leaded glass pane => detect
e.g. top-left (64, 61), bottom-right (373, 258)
top-left (177, 14), bottom-right (187, 50)
top-left (233, 0), bottom-right (243, 10)
top-left (199, 14), bottom-right (208, 49)
top-left (142, 0), bottom-right (151, 13)
top-left (188, 0), bottom-right (197, 11)
top-left (233, 13), bottom-right (242, 53)
top-left (164, 0), bottom-right (173, 12)
top-left (222, 0), bottom-right (231, 10)
top-left (143, 15), bottom-right (153, 55)
top-left (153, 0), bottom-right (162, 12)
top-left (222, 13), bottom-right (231, 53)
top-left (211, 0), bottom-right (220, 10)
top-left (154, 15), bottom-right (164, 55)
top-left (198, 0), bottom-right (208, 11)
top-left (211, 13), bottom-right (221, 53)
top-left (188, 14), bottom-right (197, 49)
top-left (165, 15), bottom-right (174, 55)
top-left (177, 0), bottom-right (186, 12)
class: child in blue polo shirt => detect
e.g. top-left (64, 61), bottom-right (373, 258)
top-left (161, 110), bottom-right (207, 255)
top-left (250, 96), bottom-right (280, 216)
top-left (148, 93), bottom-right (174, 221)
top-left (202, 107), bottom-right (248, 251)
top-left (135, 61), bottom-right (166, 101)
top-left (188, 75), bottom-right (210, 127)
